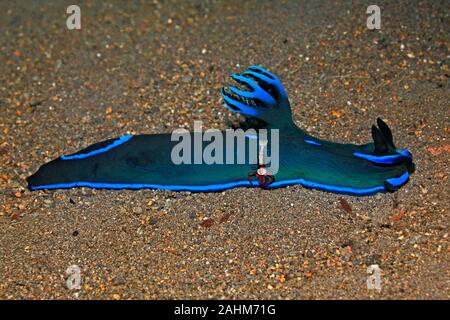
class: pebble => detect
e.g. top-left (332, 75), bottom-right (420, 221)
top-left (182, 75), bottom-right (193, 83)
top-left (132, 207), bottom-right (143, 214)
top-left (113, 276), bottom-right (127, 286)
top-left (366, 254), bottom-right (381, 265)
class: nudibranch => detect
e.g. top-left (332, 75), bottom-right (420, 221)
top-left (28, 65), bottom-right (414, 196)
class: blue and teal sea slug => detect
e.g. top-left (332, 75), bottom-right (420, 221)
top-left (27, 66), bottom-right (414, 196)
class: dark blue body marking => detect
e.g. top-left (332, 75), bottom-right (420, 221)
top-left (353, 149), bottom-right (412, 165)
top-left (385, 171), bottom-right (409, 187)
top-left (304, 139), bottom-right (322, 146)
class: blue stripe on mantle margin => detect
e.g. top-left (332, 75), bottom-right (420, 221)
top-left (60, 135), bottom-right (133, 160)
top-left (29, 171), bottom-right (411, 196)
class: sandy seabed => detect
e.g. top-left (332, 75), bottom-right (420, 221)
top-left (0, 0), bottom-right (448, 299)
